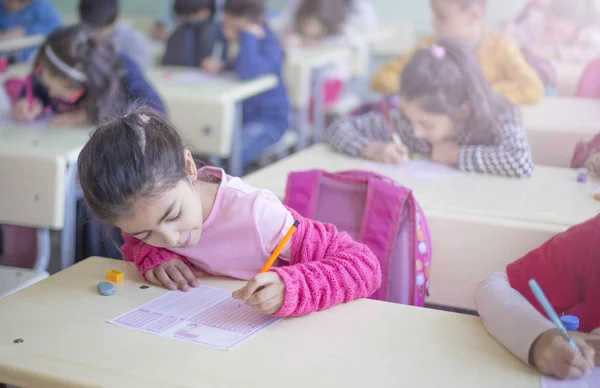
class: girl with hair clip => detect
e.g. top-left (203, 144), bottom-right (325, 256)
top-left (12, 24), bottom-right (164, 127)
top-left (326, 38), bottom-right (534, 178)
top-left (76, 105), bottom-right (381, 316)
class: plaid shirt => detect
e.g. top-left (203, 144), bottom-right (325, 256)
top-left (325, 106), bottom-right (534, 178)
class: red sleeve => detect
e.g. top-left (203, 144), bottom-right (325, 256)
top-left (576, 57), bottom-right (600, 98)
top-left (121, 233), bottom-right (193, 279)
top-left (506, 215), bottom-right (600, 316)
top-left (271, 209), bottom-right (382, 317)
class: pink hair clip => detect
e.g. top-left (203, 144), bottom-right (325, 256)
top-left (430, 44), bottom-right (446, 59)
top-left (139, 114), bottom-right (150, 123)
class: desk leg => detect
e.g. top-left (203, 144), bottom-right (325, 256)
top-left (60, 162), bottom-right (78, 270)
top-left (228, 102), bottom-right (243, 177)
top-left (32, 228), bottom-right (50, 272)
top-left (295, 105), bottom-right (309, 150)
top-left (312, 67), bottom-right (327, 143)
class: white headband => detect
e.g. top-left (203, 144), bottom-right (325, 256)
top-left (44, 45), bottom-right (87, 83)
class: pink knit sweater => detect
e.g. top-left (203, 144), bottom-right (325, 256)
top-left (121, 207), bottom-right (382, 317)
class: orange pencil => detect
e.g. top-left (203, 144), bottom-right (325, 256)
top-left (260, 220), bottom-right (300, 273)
top-left (239, 220), bottom-right (299, 307)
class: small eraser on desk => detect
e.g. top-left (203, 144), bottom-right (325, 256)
top-left (97, 282), bottom-right (115, 296)
top-left (106, 269), bottom-right (124, 283)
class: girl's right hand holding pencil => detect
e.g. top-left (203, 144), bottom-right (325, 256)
top-left (531, 329), bottom-right (596, 380)
top-left (361, 141), bottom-right (409, 165)
top-left (12, 98), bottom-right (43, 122)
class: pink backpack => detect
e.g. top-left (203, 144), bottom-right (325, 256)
top-left (284, 169), bottom-right (432, 306)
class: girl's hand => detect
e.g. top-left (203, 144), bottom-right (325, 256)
top-left (232, 272), bottom-right (285, 315)
top-left (241, 23), bottom-right (265, 38)
top-left (49, 110), bottom-right (90, 127)
top-left (362, 141), bottom-right (409, 165)
top-left (431, 142), bottom-right (460, 166)
top-left (531, 329), bottom-right (595, 380)
top-left (13, 98), bottom-right (43, 122)
top-left (144, 258), bottom-right (205, 292)
top-left (201, 58), bottom-right (224, 74)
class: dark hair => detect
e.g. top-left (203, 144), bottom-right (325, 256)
top-left (78, 105), bottom-right (212, 224)
top-left (400, 38), bottom-right (511, 145)
top-left (174, 0), bottom-right (216, 17)
top-left (35, 25), bottom-right (126, 124)
top-left (294, 0), bottom-right (352, 37)
top-left (78, 0), bottom-right (118, 28)
top-left (223, 0), bottom-right (265, 22)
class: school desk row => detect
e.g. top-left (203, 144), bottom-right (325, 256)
top-left (0, 256), bottom-right (544, 388)
top-left (243, 144), bottom-right (600, 310)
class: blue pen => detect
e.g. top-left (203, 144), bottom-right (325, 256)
top-left (529, 279), bottom-right (582, 354)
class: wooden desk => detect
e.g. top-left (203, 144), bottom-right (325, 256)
top-left (146, 67), bottom-right (278, 176)
top-left (243, 144), bottom-right (600, 310)
top-left (0, 122), bottom-right (90, 271)
top-left (522, 97), bottom-right (600, 168)
top-left (0, 257), bottom-right (539, 388)
top-left (0, 35), bottom-right (44, 54)
top-left (285, 45), bottom-right (352, 147)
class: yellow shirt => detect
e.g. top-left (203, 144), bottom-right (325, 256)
top-left (371, 32), bottom-right (544, 105)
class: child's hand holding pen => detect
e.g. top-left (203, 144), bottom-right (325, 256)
top-left (232, 272), bottom-right (286, 315)
top-left (12, 98), bottom-right (43, 122)
top-left (531, 329), bottom-right (595, 380)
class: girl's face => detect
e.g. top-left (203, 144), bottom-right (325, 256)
top-left (298, 16), bottom-right (327, 40)
top-left (115, 151), bottom-right (208, 249)
top-left (37, 65), bottom-right (85, 102)
top-left (401, 99), bottom-right (457, 144)
top-left (222, 13), bottom-right (247, 41)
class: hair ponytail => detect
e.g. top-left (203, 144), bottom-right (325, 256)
top-left (36, 25), bottom-right (126, 124)
top-left (400, 37), bottom-right (511, 145)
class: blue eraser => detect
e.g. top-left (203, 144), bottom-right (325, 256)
top-left (97, 281), bottom-right (115, 296)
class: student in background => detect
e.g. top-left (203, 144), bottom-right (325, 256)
top-left (76, 106), bottom-right (381, 316)
top-left (79, 0), bottom-right (153, 70)
top-left (279, 0), bottom-right (378, 108)
top-left (327, 38), bottom-right (534, 178)
top-left (372, 0), bottom-right (544, 105)
top-left (475, 215), bottom-right (600, 380)
top-left (202, 0), bottom-right (290, 168)
top-left (0, 0), bottom-right (62, 62)
top-left (12, 25), bottom-right (164, 127)
top-left (162, 0), bottom-right (217, 67)
top-left (508, 0), bottom-right (600, 64)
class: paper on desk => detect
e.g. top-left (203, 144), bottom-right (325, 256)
top-left (363, 160), bottom-right (460, 182)
top-left (168, 71), bottom-right (235, 85)
top-left (109, 286), bottom-right (280, 350)
top-left (542, 368), bottom-right (600, 387)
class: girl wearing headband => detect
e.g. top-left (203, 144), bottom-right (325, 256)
top-left (326, 38), bottom-right (534, 178)
top-left (12, 25), bottom-right (165, 126)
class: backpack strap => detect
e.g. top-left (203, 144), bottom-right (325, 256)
top-left (283, 170), bottom-right (324, 218)
top-left (352, 172), bottom-right (411, 301)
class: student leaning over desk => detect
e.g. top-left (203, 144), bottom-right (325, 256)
top-left (371, 0), bottom-right (544, 105)
top-left (76, 106), bottom-right (382, 317)
top-left (475, 215), bottom-right (600, 380)
top-left (12, 24), bottom-right (165, 127)
top-left (326, 38), bottom-right (534, 178)
top-left (201, 0), bottom-right (291, 169)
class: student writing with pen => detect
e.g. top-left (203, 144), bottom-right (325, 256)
top-left (475, 215), bottom-right (600, 380)
top-left (76, 106), bottom-right (382, 317)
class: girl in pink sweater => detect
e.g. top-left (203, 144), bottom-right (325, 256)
top-left (76, 106), bottom-right (381, 317)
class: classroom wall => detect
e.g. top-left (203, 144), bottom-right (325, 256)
top-left (51, 0), bottom-right (597, 35)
